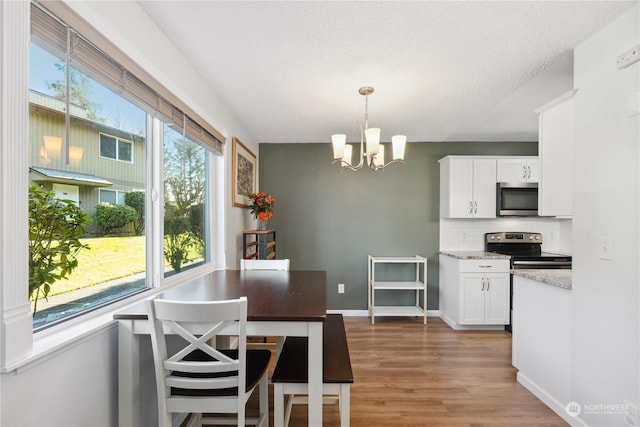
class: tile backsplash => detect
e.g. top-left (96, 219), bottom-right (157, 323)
top-left (440, 217), bottom-right (572, 254)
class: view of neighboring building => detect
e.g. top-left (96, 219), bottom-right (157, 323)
top-left (29, 90), bottom-right (146, 234)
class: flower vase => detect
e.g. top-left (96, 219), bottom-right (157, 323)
top-left (256, 218), bottom-right (268, 259)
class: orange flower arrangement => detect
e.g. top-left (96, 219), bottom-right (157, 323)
top-left (249, 191), bottom-right (275, 222)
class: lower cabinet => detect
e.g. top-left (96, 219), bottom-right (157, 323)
top-left (439, 254), bottom-right (510, 330)
top-left (512, 274), bottom-right (572, 421)
top-left (460, 272), bottom-right (509, 324)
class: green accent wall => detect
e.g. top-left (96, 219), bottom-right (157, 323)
top-left (259, 141), bottom-right (537, 311)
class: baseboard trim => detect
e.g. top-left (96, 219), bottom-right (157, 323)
top-left (327, 309), bottom-right (440, 317)
top-left (517, 372), bottom-right (586, 426)
top-left (439, 312), bottom-right (507, 331)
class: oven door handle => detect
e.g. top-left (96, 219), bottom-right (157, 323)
top-left (512, 260), bottom-right (572, 267)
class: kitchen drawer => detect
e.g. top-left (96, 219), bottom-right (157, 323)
top-left (457, 259), bottom-right (510, 273)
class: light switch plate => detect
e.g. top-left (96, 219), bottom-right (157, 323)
top-left (599, 237), bottom-right (613, 260)
top-left (628, 91), bottom-right (640, 118)
top-left (617, 44), bottom-right (640, 69)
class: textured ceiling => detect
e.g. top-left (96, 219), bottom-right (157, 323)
top-left (138, 1), bottom-right (635, 144)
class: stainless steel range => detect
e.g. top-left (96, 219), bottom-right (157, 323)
top-left (485, 232), bottom-right (572, 269)
top-left (485, 232), bottom-right (572, 332)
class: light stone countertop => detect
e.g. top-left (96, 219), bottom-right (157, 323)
top-left (511, 269), bottom-right (572, 290)
top-left (439, 251), bottom-right (511, 260)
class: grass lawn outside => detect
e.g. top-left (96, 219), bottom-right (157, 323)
top-left (43, 234), bottom-right (203, 297)
top-left (31, 234), bottom-right (206, 326)
top-left (47, 235), bottom-right (147, 296)
top-left (30, 234), bottom-right (205, 327)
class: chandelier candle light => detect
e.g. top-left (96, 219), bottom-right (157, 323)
top-left (331, 86), bottom-right (407, 171)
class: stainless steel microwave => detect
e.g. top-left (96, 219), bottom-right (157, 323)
top-left (496, 182), bottom-right (539, 216)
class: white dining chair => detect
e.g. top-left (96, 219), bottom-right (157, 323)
top-left (240, 258), bottom-right (290, 271)
top-left (146, 296), bottom-right (271, 427)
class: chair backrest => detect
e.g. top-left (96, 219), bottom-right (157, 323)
top-left (146, 297), bottom-right (248, 425)
top-left (240, 258), bottom-right (290, 271)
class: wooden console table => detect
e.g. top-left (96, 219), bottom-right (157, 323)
top-left (243, 229), bottom-right (276, 259)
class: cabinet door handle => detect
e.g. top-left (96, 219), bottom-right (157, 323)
top-left (474, 201), bottom-right (478, 214)
top-left (486, 278), bottom-right (490, 291)
top-left (469, 201), bottom-right (473, 214)
top-left (481, 278), bottom-right (485, 291)
top-left (527, 165), bottom-right (532, 180)
top-left (522, 165), bottom-right (527, 179)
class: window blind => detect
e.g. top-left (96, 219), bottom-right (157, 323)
top-left (31, 2), bottom-right (225, 153)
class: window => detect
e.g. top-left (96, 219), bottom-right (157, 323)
top-left (100, 133), bottom-right (133, 163)
top-left (29, 34), bottom-right (148, 326)
top-left (163, 126), bottom-right (209, 276)
top-left (27, 3), bottom-right (224, 329)
top-left (99, 189), bottom-right (127, 205)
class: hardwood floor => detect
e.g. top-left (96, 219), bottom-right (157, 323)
top-left (263, 316), bottom-right (567, 427)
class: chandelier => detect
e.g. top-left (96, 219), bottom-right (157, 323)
top-left (331, 86), bottom-right (406, 171)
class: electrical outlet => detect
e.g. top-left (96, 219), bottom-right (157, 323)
top-left (624, 400), bottom-right (639, 427)
top-left (338, 283), bottom-right (345, 294)
top-left (462, 231), bottom-right (469, 242)
top-left (599, 237), bottom-right (613, 260)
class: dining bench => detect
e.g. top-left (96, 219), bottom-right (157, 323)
top-left (271, 313), bottom-right (354, 427)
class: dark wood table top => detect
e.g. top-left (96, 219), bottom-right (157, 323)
top-left (114, 269), bottom-right (327, 322)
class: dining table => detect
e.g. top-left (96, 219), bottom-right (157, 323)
top-left (114, 269), bottom-right (327, 427)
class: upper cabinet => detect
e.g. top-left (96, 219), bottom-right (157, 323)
top-left (535, 90), bottom-right (576, 217)
top-left (439, 157), bottom-right (497, 218)
top-left (496, 158), bottom-right (539, 183)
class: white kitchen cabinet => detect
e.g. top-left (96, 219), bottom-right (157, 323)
top-left (439, 156), bottom-right (496, 218)
top-left (460, 272), bottom-right (509, 324)
top-left (535, 90), bottom-right (575, 217)
top-left (368, 255), bottom-right (427, 325)
top-left (439, 254), bottom-right (510, 330)
top-left (496, 158), bottom-right (539, 183)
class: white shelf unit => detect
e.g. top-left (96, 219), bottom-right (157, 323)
top-left (368, 255), bottom-right (428, 325)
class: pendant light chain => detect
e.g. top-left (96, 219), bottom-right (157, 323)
top-left (364, 92), bottom-right (369, 129)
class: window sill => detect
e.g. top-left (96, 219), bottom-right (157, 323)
top-left (3, 263), bottom-right (218, 374)
top-left (4, 293), bottom-right (146, 374)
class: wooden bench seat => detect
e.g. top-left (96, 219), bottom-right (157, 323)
top-left (271, 313), bottom-right (353, 427)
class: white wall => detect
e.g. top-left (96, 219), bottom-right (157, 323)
top-left (0, 1), bottom-right (256, 426)
top-left (571, 4), bottom-right (639, 426)
top-left (1, 325), bottom-right (119, 426)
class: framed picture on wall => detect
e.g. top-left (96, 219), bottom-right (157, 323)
top-left (232, 137), bottom-right (256, 208)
